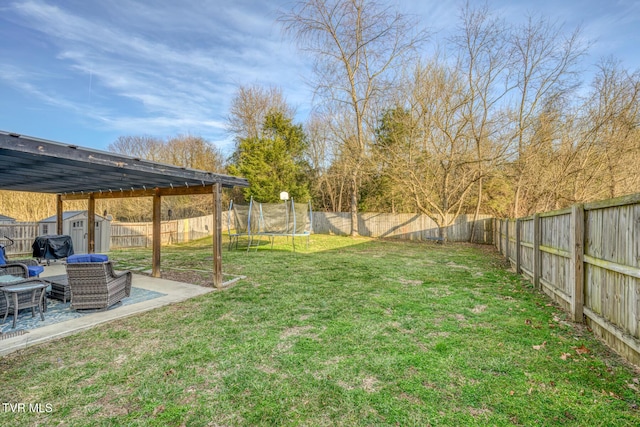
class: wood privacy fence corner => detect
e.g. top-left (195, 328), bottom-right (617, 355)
top-left (494, 193), bottom-right (640, 366)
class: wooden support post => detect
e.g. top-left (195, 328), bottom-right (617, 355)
top-left (87, 194), bottom-right (96, 253)
top-left (533, 213), bottom-right (541, 289)
top-left (570, 204), bottom-right (585, 322)
top-left (56, 195), bottom-right (63, 235)
top-left (212, 182), bottom-right (223, 288)
top-left (515, 218), bottom-right (521, 274)
top-left (152, 189), bottom-right (162, 278)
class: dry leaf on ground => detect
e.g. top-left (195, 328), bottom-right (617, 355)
top-left (533, 341), bottom-right (546, 350)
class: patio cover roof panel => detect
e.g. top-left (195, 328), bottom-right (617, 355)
top-left (0, 131), bottom-right (249, 194)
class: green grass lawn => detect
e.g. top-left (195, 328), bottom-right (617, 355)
top-left (1, 235), bottom-right (639, 426)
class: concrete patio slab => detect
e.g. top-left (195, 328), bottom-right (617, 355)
top-left (0, 263), bottom-right (215, 357)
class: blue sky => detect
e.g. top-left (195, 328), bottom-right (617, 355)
top-left (1, 0), bottom-right (639, 155)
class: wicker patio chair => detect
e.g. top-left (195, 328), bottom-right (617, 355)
top-left (0, 244), bottom-right (44, 277)
top-left (0, 263), bottom-right (31, 315)
top-left (65, 262), bottom-right (132, 310)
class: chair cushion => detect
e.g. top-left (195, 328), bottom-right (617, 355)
top-left (28, 265), bottom-right (45, 277)
top-left (67, 254), bottom-right (91, 263)
top-left (67, 254), bottom-right (109, 263)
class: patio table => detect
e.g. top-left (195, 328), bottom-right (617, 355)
top-left (1, 280), bottom-right (48, 329)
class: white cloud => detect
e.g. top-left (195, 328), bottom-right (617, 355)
top-left (3, 0), bottom-right (304, 145)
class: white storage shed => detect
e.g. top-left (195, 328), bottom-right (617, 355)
top-left (38, 211), bottom-right (111, 254)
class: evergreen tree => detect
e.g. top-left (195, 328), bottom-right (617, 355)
top-left (229, 111), bottom-right (311, 203)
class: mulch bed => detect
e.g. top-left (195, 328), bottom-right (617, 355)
top-left (159, 270), bottom-right (214, 288)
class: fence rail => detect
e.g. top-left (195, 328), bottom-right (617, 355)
top-left (495, 193), bottom-right (640, 366)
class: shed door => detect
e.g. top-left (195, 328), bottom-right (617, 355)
top-left (71, 220), bottom-right (87, 254)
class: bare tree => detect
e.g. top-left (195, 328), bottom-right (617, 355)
top-left (107, 134), bottom-right (226, 220)
top-left (451, 3), bottom-right (511, 239)
top-left (375, 59), bottom-right (481, 241)
top-left (305, 112), bottom-right (348, 211)
top-left (504, 13), bottom-right (586, 217)
top-left (227, 84), bottom-right (295, 142)
top-left (108, 135), bottom-right (164, 161)
top-left (280, 0), bottom-right (427, 235)
top-left (573, 58), bottom-right (640, 200)
top-left (163, 134), bottom-right (225, 172)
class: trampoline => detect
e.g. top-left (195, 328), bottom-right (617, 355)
top-left (226, 197), bottom-right (313, 252)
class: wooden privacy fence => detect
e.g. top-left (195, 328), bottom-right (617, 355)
top-left (495, 193), bottom-right (640, 365)
top-left (113, 212), bottom-right (495, 247)
top-left (0, 222), bottom-right (39, 255)
top-left (313, 212), bottom-right (494, 243)
top-left (1, 212), bottom-right (494, 254)
top-left (110, 215), bottom-right (215, 248)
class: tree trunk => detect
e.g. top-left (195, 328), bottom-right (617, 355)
top-left (513, 173), bottom-right (523, 218)
top-left (469, 177), bottom-right (483, 243)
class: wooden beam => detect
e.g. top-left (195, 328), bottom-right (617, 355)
top-left (539, 245), bottom-right (571, 258)
top-left (584, 255), bottom-right (640, 279)
top-left (212, 182), bottom-right (223, 288)
top-left (584, 192), bottom-right (640, 211)
top-left (152, 189), bottom-right (162, 278)
top-left (56, 195), bottom-right (63, 235)
top-left (60, 184), bottom-right (229, 201)
top-left (87, 195), bottom-right (96, 253)
top-left (61, 189), bottom-right (155, 200)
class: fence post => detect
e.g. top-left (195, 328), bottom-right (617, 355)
top-left (491, 218), bottom-right (496, 246)
top-left (533, 213), bottom-right (541, 290)
top-left (515, 218), bottom-right (521, 274)
top-left (570, 204), bottom-right (585, 323)
top-left (498, 219), bottom-right (503, 254)
top-left (505, 219), bottom-right (510, 264)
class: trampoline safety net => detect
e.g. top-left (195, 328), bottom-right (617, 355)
top-left (226, 197), bottom-right (312, 251)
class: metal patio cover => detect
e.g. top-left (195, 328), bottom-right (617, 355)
top-left (0, 131), bottom-right (248, 194)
